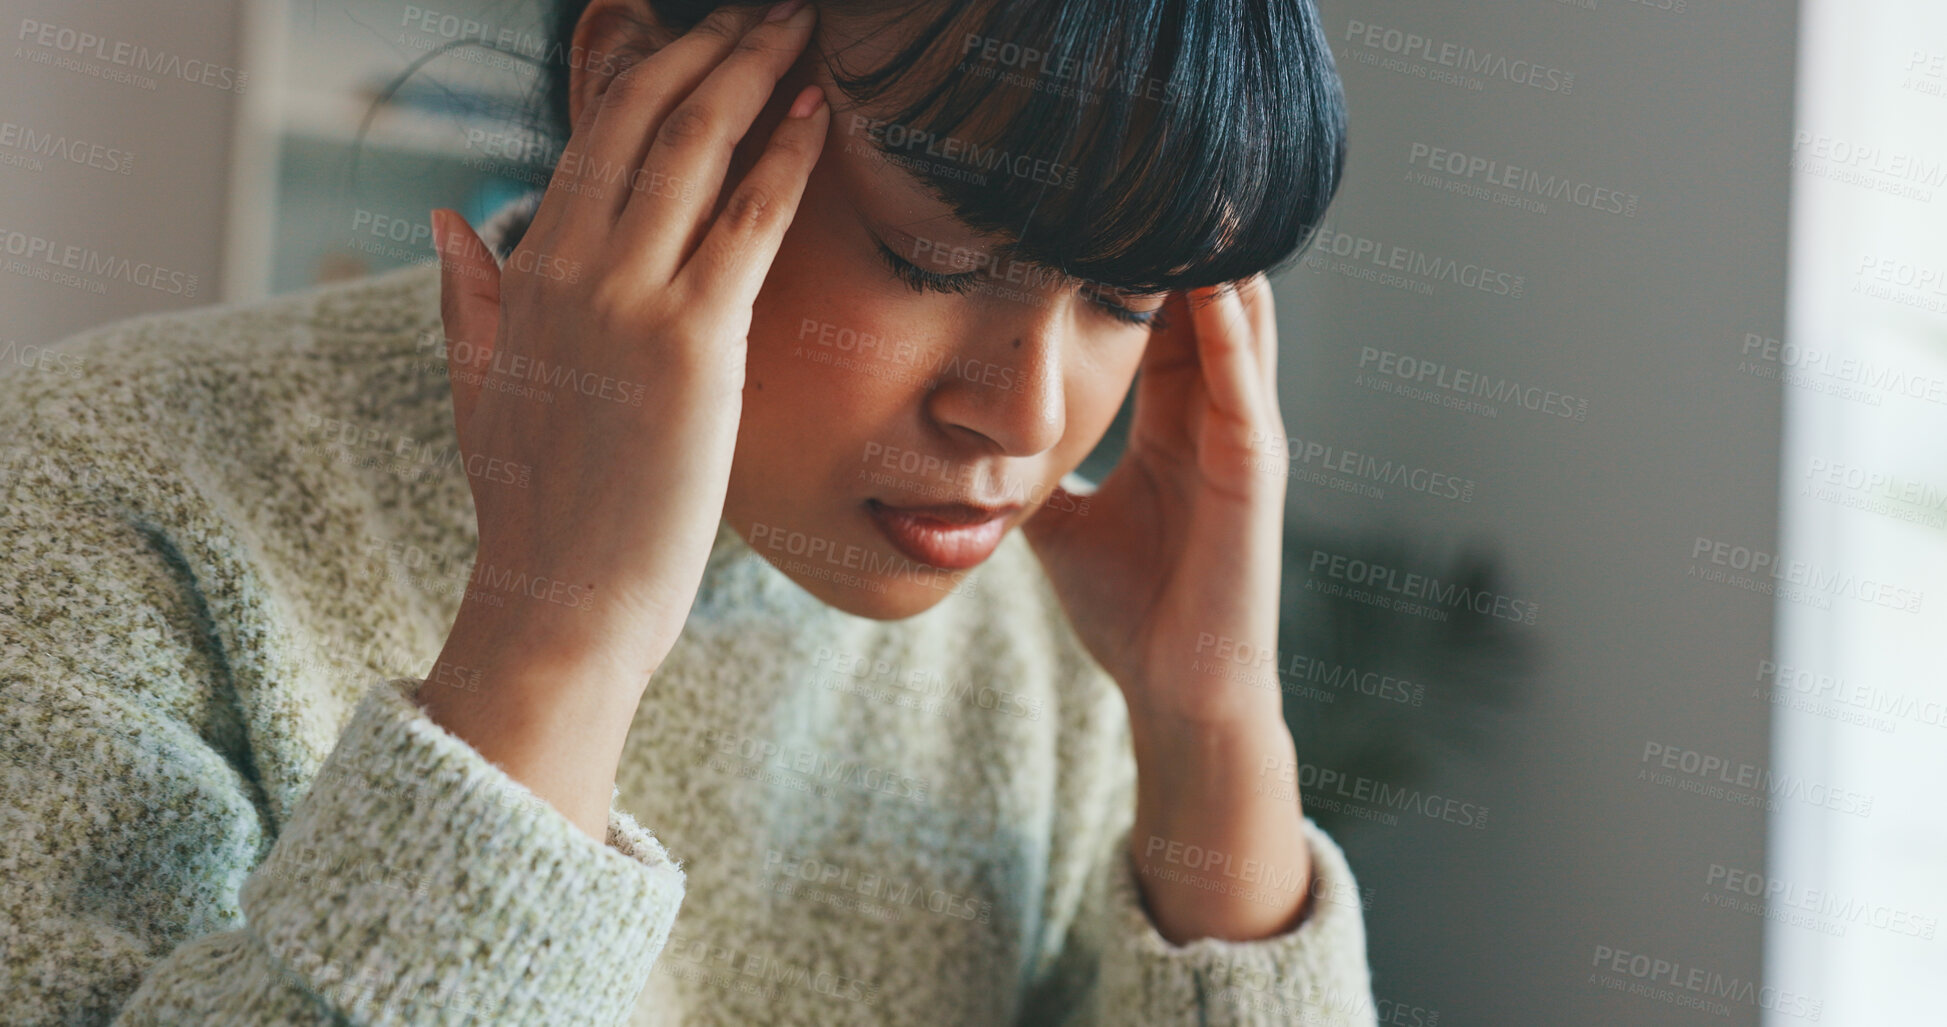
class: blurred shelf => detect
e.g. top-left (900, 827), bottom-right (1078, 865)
top-left (277, 87), bottom-right (528, 161)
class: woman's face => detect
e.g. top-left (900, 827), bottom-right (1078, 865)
top-left (581, 5), bottom-right (1166, 620)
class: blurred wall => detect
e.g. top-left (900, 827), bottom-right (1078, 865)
top-left (1266, 0), bottom-right (1796, 1022)
top-left (0, 0), bottom-right (253, 361)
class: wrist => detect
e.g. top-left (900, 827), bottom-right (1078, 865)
top-left (419, 598), bottom-right (654, 840)
top-left (1129, 712), bottom-right (1296, 825)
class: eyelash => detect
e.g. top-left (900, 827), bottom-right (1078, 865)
top-left (874, 242), bottom-right (1167, 331)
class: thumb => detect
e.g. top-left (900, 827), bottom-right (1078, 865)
top-left (431, 208), bottom-right (501, 434)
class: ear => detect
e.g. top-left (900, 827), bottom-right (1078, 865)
top-left (567, 0), bottom-right (678, 129)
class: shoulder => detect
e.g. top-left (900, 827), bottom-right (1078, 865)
top-left (0, 263), bottom-right (454, 810)
top-left (0, 263), bottom-right (453, 572)
top-left (1, 261), bottom-right (444, 467)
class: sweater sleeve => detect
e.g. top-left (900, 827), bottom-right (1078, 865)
top-left (1029, 703), bottom-right (1379, 1027)
top-left (0, 440), bottom-right (685, 1024)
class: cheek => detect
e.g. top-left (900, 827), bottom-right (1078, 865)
top-left (1061, 341), bottom-right (1145, 454)
top-left (746, 267), bottom-right (924, 416)
top-left (739, 245), bottom-right (935, 481)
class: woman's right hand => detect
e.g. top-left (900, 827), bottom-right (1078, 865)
top-left (418, 1), bottom-right (829, 836)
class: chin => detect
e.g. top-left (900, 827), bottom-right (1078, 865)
top-left (767, 560), bottom-right (973, 620)
top-left (732, 502), bottom-right (1007, 620)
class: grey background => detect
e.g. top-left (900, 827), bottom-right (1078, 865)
top-left (1272, 0), bottom-right (1794, 1022)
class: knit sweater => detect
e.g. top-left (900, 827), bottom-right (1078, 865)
top-left (0, 197), bottom-right (1376, 1026)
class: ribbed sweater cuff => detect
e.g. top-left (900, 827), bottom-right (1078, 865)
top-left (238, 676), bottom-right (685, 1025)
top-left (1102, 817), bottom-right (1377, 1026)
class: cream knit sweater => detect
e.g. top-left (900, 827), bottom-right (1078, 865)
top-left (0, 198), bottom-right (1376, 1025)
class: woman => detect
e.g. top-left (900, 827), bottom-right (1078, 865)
top-left (0, 0), bottom-right (1371, 1022)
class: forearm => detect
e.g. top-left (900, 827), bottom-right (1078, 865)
top-left (1127, 708), bottom-right (1314, 945)
top-left (418, 593), bottom-right (653, 841)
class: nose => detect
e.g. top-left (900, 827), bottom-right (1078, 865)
top-left (923, 304), bottom-right (1067, 458)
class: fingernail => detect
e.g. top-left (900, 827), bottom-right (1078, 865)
top-left (787, 84), bottom-right (825, 118)
top-left (765, 0), bottom-right (808, 22)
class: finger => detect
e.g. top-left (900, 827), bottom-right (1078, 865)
top-left (1190, 283), bottom-right (1268, 429)
top-left (677, 83), bottom-right (829, 311)
top-left (1137, 290), bottom-right (1199, 377)
top-left (1127, 289), bottom-right (1196, 425)
top-left (563, 4), bottom-right (776, 233)
top-left (617, 1), bottom-right (820, 273)
top-left (1235, 273), bottom-right (1281, 414)
top-left (1238, 273), bottom-right (1277, 382)
top-left (431, 208), bottom-right (501, 435)
top-left (528, 47), bottom-right (619, 248)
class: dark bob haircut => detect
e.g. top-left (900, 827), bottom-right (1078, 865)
top-left (534, 0), bottom-right (1347, 295)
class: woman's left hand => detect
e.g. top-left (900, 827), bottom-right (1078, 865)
top-left (1021, 274), bottom-right (1288, 729)
top-left (1020, 273), bottom-right (1311, 944)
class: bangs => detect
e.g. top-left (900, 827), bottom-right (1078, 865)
top-left (821, 0), bottom-right (1348, 294)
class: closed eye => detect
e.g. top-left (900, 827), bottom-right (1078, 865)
top-left (875, 239), bottom-right (979, 296)
top-left (874, 240), bottom-right (1167, 331)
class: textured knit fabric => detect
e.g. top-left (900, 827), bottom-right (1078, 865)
top-left (0, 196), bottom-right (1377, 1026)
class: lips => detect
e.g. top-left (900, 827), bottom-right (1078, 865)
top-left (865, 498), bottom-right (1019, 570)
